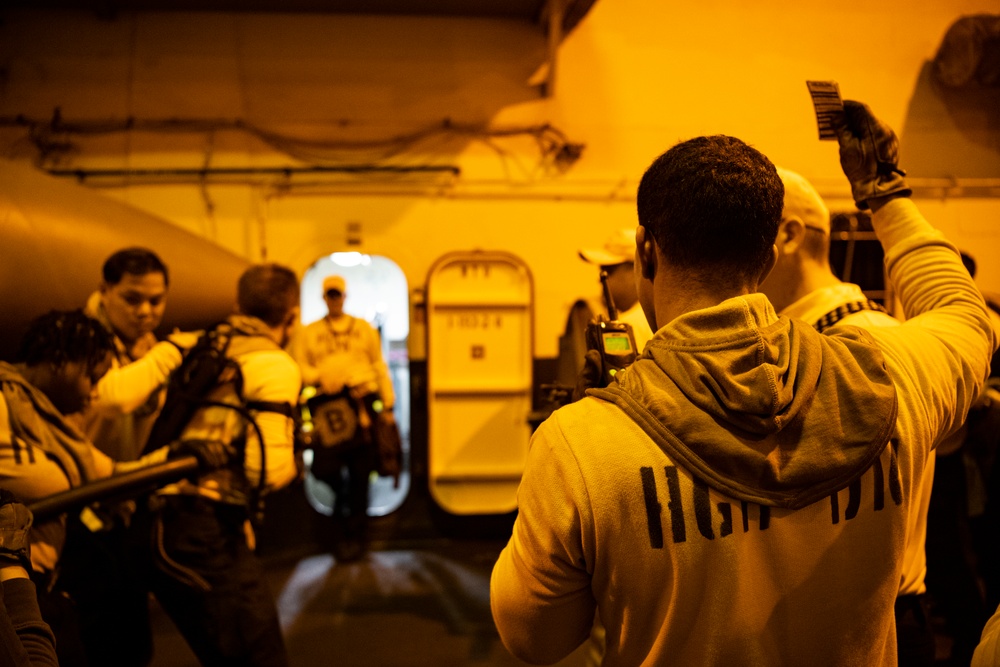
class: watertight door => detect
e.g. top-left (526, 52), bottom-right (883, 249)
top-left (426, 251), bottom-right (533, 515)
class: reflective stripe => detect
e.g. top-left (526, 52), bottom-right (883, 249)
top-left (814, 300), bottom-right (888, 333)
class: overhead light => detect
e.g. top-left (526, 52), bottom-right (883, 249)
top-left (329, 252), bottom-right (369, 267)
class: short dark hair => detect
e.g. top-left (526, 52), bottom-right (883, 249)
top-left (102, 247), bottom-right (169, 287)
top-left (16, 310), bottom-right (114, 371)
top-left (237, 263), bottom-right (300, 327)
top-left (636, 135), bottom-right (783, 286)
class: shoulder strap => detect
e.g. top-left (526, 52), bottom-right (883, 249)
top-left (222, 328), bottom-right (292, 525)
top-left (144, 323), bottom-right (230, 455)
top-left (246, 400), bottom-right (295, 418)
top-left (226, 334), bottom-right (294, 415)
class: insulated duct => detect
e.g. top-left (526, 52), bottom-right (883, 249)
top-left (0, 159), bottom-right (251, 359)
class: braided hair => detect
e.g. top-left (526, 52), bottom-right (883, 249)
top-left (16, 310), bottom-right (115, 372)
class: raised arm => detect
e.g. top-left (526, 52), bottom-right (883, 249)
top-left (835, 100), bottom-right (996, 444)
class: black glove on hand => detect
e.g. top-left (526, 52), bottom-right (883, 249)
top-left (169, 438), bottom-right (231, 471)
top-left (835, 100), bottom-right (912, 210)
top-left (572, 349), bottom-right (605, 403)
top-left (0, 489), bottom-right (33, 570)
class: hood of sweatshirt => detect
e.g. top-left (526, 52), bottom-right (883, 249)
top-left (0, 362), bottom-right (102, 487)
top-left (590, 294), bottom-right (897, 510)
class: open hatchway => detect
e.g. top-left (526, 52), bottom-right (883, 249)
top-left (300, 252), bottom-right (411, 517)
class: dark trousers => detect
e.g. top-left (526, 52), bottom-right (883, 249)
top-left (895, 593), bottom-right (936, 667)
top-left (322, 443), bottom-right (375, 562)
top-left (926, 451), bottom-right (988, 665)
top-left (33, 574), bottom-right (89, 667)
top-left (58, 515), bottom-right (153, 667)
top-left (309, 392), bottom-right (377, 562)
top-left (142, 495), bottom-right (288, 667)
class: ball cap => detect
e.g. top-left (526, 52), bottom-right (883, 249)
top-left (776, 167), bottom-right (830, 234)
top-left (579, 228), bottom-right (637, 266)
top-left (323, 275), bottom-right (346, 294)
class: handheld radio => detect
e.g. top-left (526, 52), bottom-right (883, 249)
top-left (584, 270), bottom-right (638, 387)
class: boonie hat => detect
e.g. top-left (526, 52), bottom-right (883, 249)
top-left (323, 275), bottom-right (346, 294)
top-left (776, 167), bottom-right (830, 234)
top-left (579, 228), bottom-right (636, 266)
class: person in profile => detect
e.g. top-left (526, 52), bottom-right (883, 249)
top-left (577, 228), bottom-right (655, 352)
top-left (554, 230), bottom-right (655, 396)
top-left (0, 309), bottom-right (212, 666)
top-left (0, 310), bottom-right (117, 666)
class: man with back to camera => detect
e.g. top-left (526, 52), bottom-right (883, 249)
top-left (756, 167), bottom-right (937, 666)
top-left (293, 274), bottom-right (397, 561)
top-left (490, 102), bottom-right (996, 665)
top-left (137, 262), bottom-right (302, 667)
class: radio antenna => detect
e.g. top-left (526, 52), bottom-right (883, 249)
top-left (599, 270), bottom-right (619, 320)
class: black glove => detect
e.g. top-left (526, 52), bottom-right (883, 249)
top-left (834, 100), bottom-right (912, 210)
top-left (168, 438), bottom-right (231, 471)
top-left (572, 349), bottom-right (605, 402)
top-left (0, 489), bottom-right (32, 570)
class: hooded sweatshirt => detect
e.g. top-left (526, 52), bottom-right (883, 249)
top-left (0, 363), bottom-right (114, 573)
top-left (491, 198), bottom-right (996, 666)
top-left (781, 282), bottom-right (934, 601)
top-left (0, 363), bottom-right (174, 574)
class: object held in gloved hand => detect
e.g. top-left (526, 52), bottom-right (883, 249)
top-left (834, 99), bottom-right (912, 210)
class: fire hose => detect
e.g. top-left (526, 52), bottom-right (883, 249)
top-left (27, 456), bottom-right (200, 522)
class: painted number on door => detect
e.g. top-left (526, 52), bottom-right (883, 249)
top-left (447, 313), bottom-right (503, 329)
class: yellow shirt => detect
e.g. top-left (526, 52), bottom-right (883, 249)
top-left (293, 315), bottom-right (395, 408)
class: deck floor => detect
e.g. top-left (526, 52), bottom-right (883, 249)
top-left (148, 537), bottom-right (590, 667)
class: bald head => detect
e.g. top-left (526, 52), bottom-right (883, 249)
top-left (757, 168), bottom-right (840, 313)
top-left (776, 167), bottom-right (830, 234)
